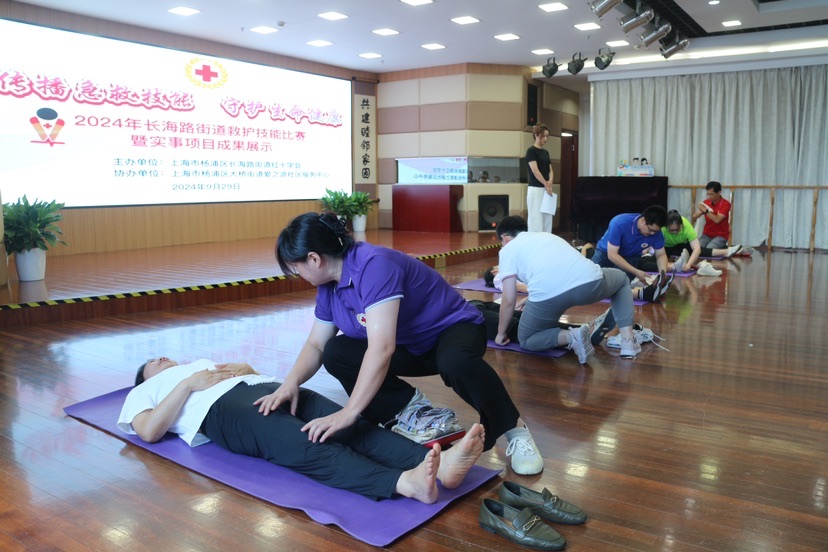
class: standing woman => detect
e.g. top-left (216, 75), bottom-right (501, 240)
top-left (526, 123), bottom-right (554, 233)
top-left (256, 212), bottom-right (544, 475)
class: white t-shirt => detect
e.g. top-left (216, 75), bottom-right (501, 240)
top-left (117, 359), bottom-right (277, 446)
top-left (498, 232), bottom-right (603, 302)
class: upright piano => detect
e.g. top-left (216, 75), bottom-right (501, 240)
top-left (571, 176), bottom-right (668, 243)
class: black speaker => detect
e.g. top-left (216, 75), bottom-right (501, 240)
top-left (527, 84), bottom-right (538, 126)
top-left (478, 195), bottom-right (509, 231)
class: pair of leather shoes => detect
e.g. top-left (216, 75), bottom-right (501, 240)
top-left (479, 498), bottom-right (566, 550)
top-left (499, 481), bottom-right (587, 525)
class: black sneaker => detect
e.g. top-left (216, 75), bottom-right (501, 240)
top-left (590, 307), bottom-right (616, 345)
top-left (659, 270), bottom-right (674, 296)
top-left (641, 282), bottom-right (662, 303)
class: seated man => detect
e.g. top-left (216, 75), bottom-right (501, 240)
top-left (691, 181), bottom-right (742, 253)
top-left (495, 216), bottom-right (644, 362)
top-left (118, 357), bottom-right (485, 503)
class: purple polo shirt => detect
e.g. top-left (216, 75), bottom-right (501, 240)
top-left (314, 242), bottom-right (483, 356)
top-left (597, 213), bottom-right (665, 257)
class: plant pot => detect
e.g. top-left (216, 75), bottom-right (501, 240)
top-left (14, 248), bottom-right (47, 281)
top-left (351, 214), bottom-right (367, 232)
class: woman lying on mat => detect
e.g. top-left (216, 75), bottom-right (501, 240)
top-left (117, 357), bottom-right (485, 502)
top-left (257, 212), bottom-right (544, 476)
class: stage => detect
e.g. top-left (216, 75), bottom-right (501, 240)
top-left (0, 230), bottom-right (501, 328)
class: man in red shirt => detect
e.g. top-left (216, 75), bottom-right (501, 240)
top-left (692, 181), bottom-right (737, 251)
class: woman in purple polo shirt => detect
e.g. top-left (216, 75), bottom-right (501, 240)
top-left (255, 212), bottom-right (544, 475)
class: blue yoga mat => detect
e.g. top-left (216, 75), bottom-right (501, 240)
top-left (64, 388), bottom-right (501, 547)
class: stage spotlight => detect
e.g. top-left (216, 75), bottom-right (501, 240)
top-left (589, 0), bottom-right (622, 19)
top-left (640, 18), bottom-right (671, 48)
top-left (594, 47), bottom-right (616, 70)
top-left (542, 57), bottom-right (560, 77)
top-left (661, 35), bottom-right (689, 58)
top-left (620, 1), bottom-right (654, 34)
top-left (567, 53), bottom-right (585, 75)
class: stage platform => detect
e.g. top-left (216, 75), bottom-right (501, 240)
top-left (0, 230), bottom-right (501, 328)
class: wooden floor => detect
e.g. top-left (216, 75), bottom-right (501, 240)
top-left (1, 233), bottom-right (827, 551)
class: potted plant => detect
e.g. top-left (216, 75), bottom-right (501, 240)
top-left (349, 191), bottom-right (374, 232)
top-left (320, 189), bottom-right (374, 232)
top-left (320, 188), bottom-right (351, 218)
top-left (2, 195), bottom-right (67, 281)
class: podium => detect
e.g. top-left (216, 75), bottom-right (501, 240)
top-left (392, 185), bottom-right (464, 232)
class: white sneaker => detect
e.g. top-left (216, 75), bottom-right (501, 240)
top-left (568, 324), bottom-right (595, 364)
top-left (696, 261), bottom-right (722, 277)
top-left (673, 249), bottom-right (690, 273)
top-left (505, 427), bottom-right (544, 475)
top-left (724, 244), bottom-right (742, 258)
top-left (607, 324), bottom-right (669, 351)
top-left (619, 337), bottom-right (641, 359)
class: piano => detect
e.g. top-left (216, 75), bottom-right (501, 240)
top-left (570, 176), bottom-right (668, 243)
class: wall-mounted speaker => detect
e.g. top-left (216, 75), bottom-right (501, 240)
top-left (478, 195), bottom-right (509, 230)
top-left (527, 83), bottom-right (538, 126)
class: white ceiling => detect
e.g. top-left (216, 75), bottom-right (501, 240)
top-left (13, 0), bottom-right (828, 92)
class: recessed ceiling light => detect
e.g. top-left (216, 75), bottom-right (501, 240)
top-left (307, 40), bottom-right (333, 47)
top-left (606, 40), bottom-right (629, 47)
top-left (401, 0), bottom-right (433, 5)
top-left (532, 48), bottom-right (555, 55)
top-left (359, 52), bottom-right (383, 59)
top-left (373, 28), bottom-right (399, 36)
top-left (318, 11), bottom-right (348, 21)
top-left (452, 16), bottom-right (480, 25)
top-left (250, 26), bottom-right (278, 35)
top-left (421, 43), bottom-right (446, 50)
top-left (538, 3), bottom-right (568, 12)
top-left (168, 7), bottom-right (200, 16)
top-left (495, 33), bottom-right (520, 41)
top-left (708, 0), bottom-right (720, 4)
top-left (574, 22), bottom-right (601, 31)
top-left (722, 20), bottom-right (742, 27)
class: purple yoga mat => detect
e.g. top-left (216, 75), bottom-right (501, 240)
top-left (453, 278), bottom-right (527, 294)
top-left (487, 339), bottom-right (567, 358)
top-left (64, 388), bottom-right (500, 547)
top-left (646, 271), bottom-right (695, 278)
top-left (602, 297), bottom-right (647, 306)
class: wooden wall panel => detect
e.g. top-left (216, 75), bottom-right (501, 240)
top-left (467, 102), bottom-right (523, 130)
top-left (55, 201), bottom-right (319, 256)
top-left (420, 102), bottom-right (468, 131)
top-left (377, 106), bottom-right (421, 134)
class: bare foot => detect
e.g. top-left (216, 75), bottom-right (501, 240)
top-left (438, 423), bottom-right (485, 489)
top-left (396, 444), bottom-right (441, 503)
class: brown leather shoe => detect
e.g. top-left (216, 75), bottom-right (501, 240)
top-left (479, 498), bottom-right (567, 550)
top-left (499, 481), bottom-right (587, 525)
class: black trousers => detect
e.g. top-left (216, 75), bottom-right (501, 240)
top-left (202, 383), bottom-right (427, 500)
top-left (321, 321), bottom-right (520, 450)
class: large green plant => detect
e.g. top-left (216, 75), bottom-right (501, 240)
top-left (2, 195), bottom-right (67, 254)
top-left (349, 191), bottom-right (374, 217)
top-left (320, 189), bottom-right (374, 219)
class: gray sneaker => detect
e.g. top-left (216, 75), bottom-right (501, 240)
top-left (568, 324), bottom-right (595, 364)
top-left (590, 307), bottom-right (616, 345)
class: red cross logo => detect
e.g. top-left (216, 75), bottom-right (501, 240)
top-left (195, 64), bottom-right (219, 82)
